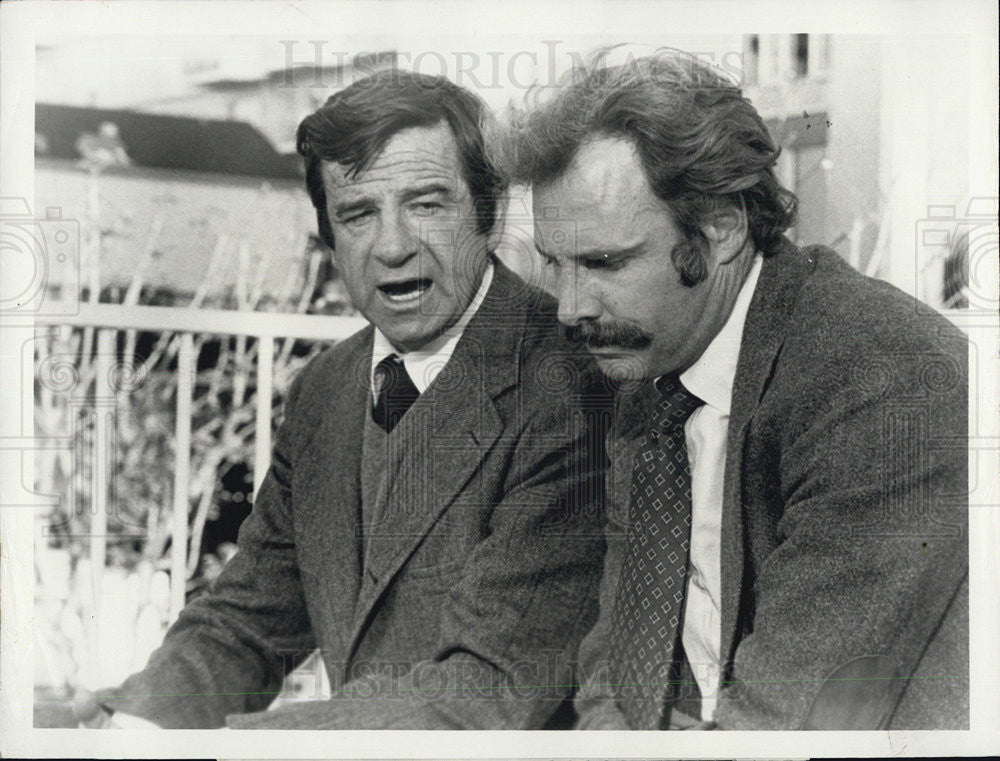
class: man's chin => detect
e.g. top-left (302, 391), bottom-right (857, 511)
top-left (376, 318), bottom-right (446, 353)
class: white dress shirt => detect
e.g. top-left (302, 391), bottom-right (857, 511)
top-left (674, 254), bottom-right (762, 721)
top-left (370, 263), bottom-right (494, 395)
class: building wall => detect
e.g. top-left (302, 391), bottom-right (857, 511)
top-left (35, 158), bottom-right (316, 301)
top-left (743, 33), bottom-right (977, 304)
top-left (35, 158), bottom-right (538, 303)
top-left (744, 34), bottom-right (834, 252)
top-left (824, 36), bottom-right (883, 269)
top-left (876, 35), bottom-right (973, 301)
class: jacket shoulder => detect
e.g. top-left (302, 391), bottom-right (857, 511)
top-left (792, 245), bottom-right (967, 358)
top-left (286, 325), bottom-right (372, 398)
top-left (761, 244), bottom-right (967, 432)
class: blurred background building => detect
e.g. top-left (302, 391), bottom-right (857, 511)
top-left (34, 36), bottom-right (401, 305)
top-left (35, 33), bottom-right (993, 308)
top-left (739, 33), bottom-right (993, 309)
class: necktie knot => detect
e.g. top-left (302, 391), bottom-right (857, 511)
top-left (372, 354), bottom-right (420, 433)
top-left (652, 374), bottom-right (703, 429)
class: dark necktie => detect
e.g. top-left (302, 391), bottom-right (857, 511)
top-left (609, 373), bottom-right (704, 730)
top-left (371, 354), bottom-right (420, 434)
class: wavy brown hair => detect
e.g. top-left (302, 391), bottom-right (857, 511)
top-left (298, 68), bottom-right (507, 250)
top-left (496, 48), bottom-right (798, 285)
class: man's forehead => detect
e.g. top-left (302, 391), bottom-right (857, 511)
top-left (540, 140), bottom-right (648, 207)
top-left (533, 142), bottom-right (666, 256)
top-left (321, 123), bottom-right (464, 191)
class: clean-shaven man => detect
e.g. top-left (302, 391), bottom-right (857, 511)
top-left (91, 69), bottom-right (610, 730)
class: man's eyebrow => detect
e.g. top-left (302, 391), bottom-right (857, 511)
top-left (400, 183), bottom-right (454, 203)
top-left (334, 184), bottom-right (455, 218)
top-left (333, 196), bottom-right (376, 218)
top-left (538, 242), bottom-right (645, 261)
top-left (578, 243), bottom-right (643, 259)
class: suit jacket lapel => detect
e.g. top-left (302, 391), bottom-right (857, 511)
top-left (719, 240), bottom-right (816, 672)
top-left (296, 328), bottom-right (371, 641)
top-left (348, 263), bottom-right (524, 650)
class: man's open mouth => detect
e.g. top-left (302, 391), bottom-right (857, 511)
top-left (378, 278), bottom-right (432, 303)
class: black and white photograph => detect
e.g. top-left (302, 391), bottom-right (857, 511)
top-left (1, 1), bottom-right (997, 758)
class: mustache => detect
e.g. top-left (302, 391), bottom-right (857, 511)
top-left (565, 320), bottom-right (653, 350)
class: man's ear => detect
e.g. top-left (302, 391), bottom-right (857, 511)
top-left (702, 203), bottom-right (750, 265)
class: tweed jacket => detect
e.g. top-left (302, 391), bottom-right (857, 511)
top-left (101, 262), bottom-right (611, 729)
top-left (574, 240), bottom-right (968, 730)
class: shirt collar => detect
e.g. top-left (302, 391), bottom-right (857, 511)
top-left (371, 262), bottom-right (494, 395)
top-left (676, 254), bottom-right (763, 415)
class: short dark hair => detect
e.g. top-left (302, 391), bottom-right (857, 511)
top-left (496, 48), bottom-right (798, 285)
top-left (297, 68), bottom-right (506, 249)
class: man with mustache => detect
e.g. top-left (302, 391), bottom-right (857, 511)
top-left (567, 319), bottom-right (653, 353)
top-left (500, 50), bottom-right (968, 730)
top-left (88, 69), bottom-right (610, 729)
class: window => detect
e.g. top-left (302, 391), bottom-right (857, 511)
top-left (809, 35), bottom-right (832, 79)
top-left (793, 34), bottom-right (809, 78)
top-left (744, 35), bottom-right (760, 86)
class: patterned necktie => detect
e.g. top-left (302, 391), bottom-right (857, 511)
top-left (609, 373), bottom-right (704, 730)
top-left (371, 354), bottom-right (420, 434)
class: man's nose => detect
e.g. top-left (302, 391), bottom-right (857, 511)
top-left (554, 267), bottom-right (602, 327)
top-left (372, 212), bottom-right (419, 265)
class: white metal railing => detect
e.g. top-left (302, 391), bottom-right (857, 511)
top-left (36, 303), bottom-right (367, 625)
top-left (37, 301), bottom-right (971, 612)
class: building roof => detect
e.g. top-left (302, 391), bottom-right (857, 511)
top-left (35, 103), bottom-right (302, 180)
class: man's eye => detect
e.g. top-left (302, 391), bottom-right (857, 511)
top-left (342, 210), bottom-right (374, 226)
top-left (539, 254), bottom-right (560, 269)
top-left (583, 256), bottom-right (621, 271)
top-left (411, 202), bottom-right (442, 216)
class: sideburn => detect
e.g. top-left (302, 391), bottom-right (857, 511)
top-left (670, 237), bottom-right (709, 287)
